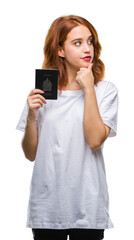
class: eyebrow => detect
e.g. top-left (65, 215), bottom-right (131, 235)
top-left (71, 35), bottom-right (93, 42)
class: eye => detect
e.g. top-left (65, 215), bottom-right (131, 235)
top-left (74, 41), bottom-right (81, 46)
top-left (88, 39), bottom-right (93, 45)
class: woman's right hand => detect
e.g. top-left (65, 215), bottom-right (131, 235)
top-left (27, 89), bottom-right (47, 121)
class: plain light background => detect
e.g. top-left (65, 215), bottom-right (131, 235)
top-left (0, 0), bottom-right (134, 239)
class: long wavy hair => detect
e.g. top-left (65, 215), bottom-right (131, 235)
top-left (42, 15), bottom-right (105, 92)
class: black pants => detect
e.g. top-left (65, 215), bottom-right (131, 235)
top-left (32, 228), bottom-right (105, 240)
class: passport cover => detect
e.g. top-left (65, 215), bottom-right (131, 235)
top-left (35, 69), bottom-right (59, 100)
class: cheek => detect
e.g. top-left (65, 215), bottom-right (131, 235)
top-left (91, 46), bottom-right (94, 55)
top-left (65, 48), bottom-right (79, 61)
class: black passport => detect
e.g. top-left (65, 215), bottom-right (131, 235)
top-left (35, 69), bottom-right (59, 100)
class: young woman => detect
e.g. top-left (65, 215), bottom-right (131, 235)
top-left (16, 15), bottom-right (119, 240)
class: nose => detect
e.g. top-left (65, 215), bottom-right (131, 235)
top-left (83, 42), bottom-right (90, 53)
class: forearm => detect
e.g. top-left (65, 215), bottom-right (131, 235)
top-left (83, 87), bottom-right (106, 149)
top-left (22, 116), bottom-right (38, 161)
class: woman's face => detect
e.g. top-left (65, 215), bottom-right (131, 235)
top-left (58, 25), bottom-right (94, 72)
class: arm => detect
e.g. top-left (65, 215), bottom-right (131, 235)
top-left (22, 116), bottom-right (38, 162)
top-left (22, 89), bottom-right (47, 161)
top-left (76, 63), bottom-right (110, 150)
top-left (83, 87), bottom-right (110, 150)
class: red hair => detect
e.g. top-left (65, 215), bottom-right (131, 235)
top-left (42, 15), bottom-right (105, 92)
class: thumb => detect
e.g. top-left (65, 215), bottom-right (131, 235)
top-left (88, 63), bottom-right (93, 70)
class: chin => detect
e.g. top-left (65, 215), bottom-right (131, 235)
top-left (80, 63), bottom-right (90, 68)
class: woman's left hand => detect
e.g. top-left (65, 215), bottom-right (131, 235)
top-left (75, 63), bottom-right (94, 93)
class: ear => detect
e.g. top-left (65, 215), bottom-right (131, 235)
top-left (58, 46), bottom-right (65, 58)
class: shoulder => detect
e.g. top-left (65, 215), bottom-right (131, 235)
top-left (95, 80), bottom-right (118, 94)
top-left (94, 80), bottom-right (119, 105)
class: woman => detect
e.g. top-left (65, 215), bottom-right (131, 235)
top-left (16, 15), bottom-right (119, 240)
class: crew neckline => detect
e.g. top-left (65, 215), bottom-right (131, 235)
top-left (57, 82), bottom-right (101, 96)
top-left (58, 89), bottom-right (83, 96)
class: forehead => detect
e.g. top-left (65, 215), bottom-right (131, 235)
top-left (67, 25), bottom-right (92, 40)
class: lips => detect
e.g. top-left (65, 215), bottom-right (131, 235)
top-left (82, 56), bottom-right (92, 61)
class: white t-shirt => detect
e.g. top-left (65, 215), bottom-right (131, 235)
top-left (16, 80), bottom-right (119, 229)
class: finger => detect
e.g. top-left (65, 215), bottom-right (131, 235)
top-left (29, 99), bottom-right (44, 109)
top-left (29, 103), bottom-right (43, 109)
top-left (79, 67), bottom-right (88, 71)
top-left (32, 98), bottom-right (44, 106)
top-left (77, 69), bottom-right (86, 74)
top-left (29, 89), bottom-right (44, 96)
top-left (30, 94), bottom-right (46, 103)
top-left (75, 76), bottom-right (80, 84)
top-left (88, 63), bottom-right (93, 70)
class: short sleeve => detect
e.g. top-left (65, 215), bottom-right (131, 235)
top-left (16, 101), bottom-right (38, 132)
top-left (99, 82), bottom-right (119, 137)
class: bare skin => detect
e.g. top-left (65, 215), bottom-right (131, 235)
top-left (22, 89), bottom-right (47, 161)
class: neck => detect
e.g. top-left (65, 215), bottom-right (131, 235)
top-left (65, 65), bottom-right (79, 87)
